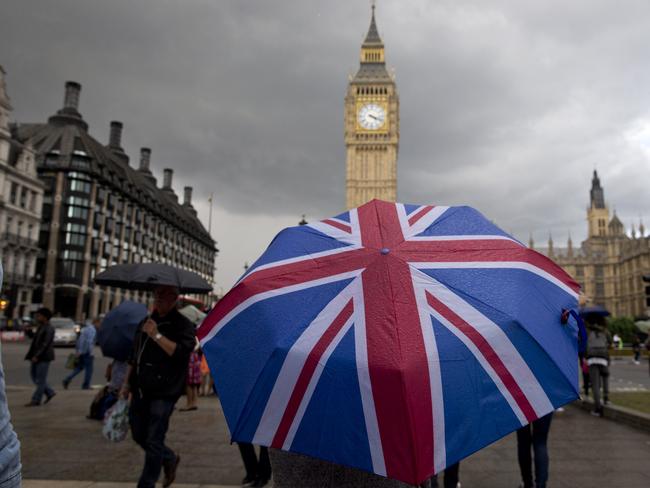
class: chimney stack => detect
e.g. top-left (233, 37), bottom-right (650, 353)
top-left (109, 121), bottom-right (123, 149)
top-left (63, 81), bottom-right (81, 111)
top-left (183, 186), bottom-right (193, 206)
top-left (163, 168), bottom-right (173, 189)
top-left (139, 148), bottom-right (151, 172)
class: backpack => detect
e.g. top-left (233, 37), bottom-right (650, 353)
top-left (586, 330), bottom-right (609, 358)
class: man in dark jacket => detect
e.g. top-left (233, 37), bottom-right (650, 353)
top-left (120, 285), bottom-right (195, 488)
top-left (24, 307), bottom-right (56, 406)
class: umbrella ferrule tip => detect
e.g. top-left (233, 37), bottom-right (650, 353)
top-left (380, 248), bottom-right (390, 255)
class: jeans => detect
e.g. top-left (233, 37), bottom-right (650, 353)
top-left (129, 392), bottom-right (177, 488)
top-left (64, 353), bottom-right (94, 389)
top-left (588, 363), bottom-right (609, 410)
top-left (238, 443), bottom-right (271, 481)
top-left (30, 361), bottom-right (54, 404)
top-left (517, 413), bottom-right (553, 488)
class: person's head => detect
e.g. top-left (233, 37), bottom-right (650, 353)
top-left (153, 285), bottom-right (180, 316)
top-left (35, 307), bottom-right (53, 325)
top-left (92, 315), bottom-right (103, 329)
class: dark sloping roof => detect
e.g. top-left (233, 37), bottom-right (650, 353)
top-left (352, 63), bottom-right (391, 82)
top-left (13, 116), bottom-right (215, 249)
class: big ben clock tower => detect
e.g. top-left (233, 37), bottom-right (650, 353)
top-left (345, 4), bottom-right (399, 209)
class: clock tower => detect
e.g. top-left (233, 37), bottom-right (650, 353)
top-left (345, 5), bottom-right (399, 209)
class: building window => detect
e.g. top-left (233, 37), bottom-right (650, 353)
top-left (67, 206), bottom-right (89, 220)
top-left (19, 187), bottom-right (28, 208)
top-left (10, 182), bottom-right (18, 205)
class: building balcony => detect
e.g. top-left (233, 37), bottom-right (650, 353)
top-left (1, 232), bottom-right (40, 250)
top-left (2, 271), bottom-right (37, 287)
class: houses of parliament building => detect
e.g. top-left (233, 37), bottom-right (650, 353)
top-left (536, 170), bottom-right (650, 318)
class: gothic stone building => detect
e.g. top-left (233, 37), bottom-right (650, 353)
top-left (11, 81), bottom-right (217, 320)
top-left (345, 5), bottom-right (399, 209)
top-left (535, 170), bottom-right (649, 317)
top-left (0, 66), bottom-right (44, 319)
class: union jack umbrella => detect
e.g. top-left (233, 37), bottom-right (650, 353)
top-left (198, 200), bottom-right (581, 485)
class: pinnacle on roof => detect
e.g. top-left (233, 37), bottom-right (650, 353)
top-left (590, 169), bottom-right (605, 209)
top-left (363, 4), bottom-right (383, 46)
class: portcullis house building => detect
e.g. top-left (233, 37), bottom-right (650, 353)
top-left (11, 81), bottom-right (217, 320)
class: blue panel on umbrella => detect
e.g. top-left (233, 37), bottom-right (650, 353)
top-left (204, 278), bottom-right (354, 439)
top-left (332, 211), bottom-right (351, 223)
top-left (433, 316), bottom-right (521, 467)
top-left (414, 206), bottom-right (513, 239)
top-left (403, 204), bottom-right (422, 215)
top-left (290, 326), bottom-right (373, 473)
top-left (245, 226), bottom-right (352, 279)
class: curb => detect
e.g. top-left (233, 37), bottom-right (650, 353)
top-left (572, 398), bottom-right (650, 433)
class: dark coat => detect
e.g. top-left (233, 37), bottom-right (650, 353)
top-left (128, 308), bottom-right (196, 400)
top-left (25, 322), bottom-right (55, 362)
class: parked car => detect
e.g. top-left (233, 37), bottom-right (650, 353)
top-left (52, 318), bottom-right (79, 347)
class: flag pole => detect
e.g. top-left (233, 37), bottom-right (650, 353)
top-left (208, 192), bottom-right (213, 235)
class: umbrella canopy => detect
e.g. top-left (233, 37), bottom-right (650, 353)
top-left (94, 263), bottom-right (212, 294)
top-left (98, 300), bottom-right (148, 361)
top-left (179, 305), bottom-right (207, 326)
top-left (198, 200), bottom-right (581, 485)
top-left (634, 320), bottom-right (650, 334)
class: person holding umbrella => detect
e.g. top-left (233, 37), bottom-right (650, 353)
top-left (120, 285), bottom-right (196, 488)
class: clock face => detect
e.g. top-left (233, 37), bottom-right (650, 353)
top-left (358, 103), bottom-right (386, 130)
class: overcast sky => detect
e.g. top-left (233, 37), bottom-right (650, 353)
top-left (3, 0), bottom-right (650, 292)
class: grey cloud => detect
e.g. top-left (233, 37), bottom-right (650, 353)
top-left (3, 0), bottom-right (650, 286)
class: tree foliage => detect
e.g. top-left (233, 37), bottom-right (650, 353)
top-left (606, 316), bottom-right (639, 344)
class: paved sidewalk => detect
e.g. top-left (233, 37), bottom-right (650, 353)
top-left (8, 387), bottom-right (650, 487)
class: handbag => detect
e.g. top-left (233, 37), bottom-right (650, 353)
top-left (65, 353), bottom-right (79, 370)
top-left (102, 399), bottom-right (130, 442)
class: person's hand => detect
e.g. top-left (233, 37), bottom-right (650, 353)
top-left (119, 384), bottom-right (130, 400)
top-left (142, 318), bottom-right (159, 338)
top-left (31, 357), bottom-right (38, 363)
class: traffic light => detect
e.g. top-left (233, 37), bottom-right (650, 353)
top-left (0, 298), bottom-right (8, 310)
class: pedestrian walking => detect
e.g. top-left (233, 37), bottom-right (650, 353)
top-left (0, 264), bottom-right (21, 487)
top-left (584, 314), bottom-right (612, 416)
top-left (239, 443), bottom-right (271, 487)
top-left (516, 413), bottom-right (553, 488)
top-left (24, 307), bottom-right (56, 406)
top-left (632, 336), bottom-right (641, 364)
top-left (120, 285), bottom-right (196, 488)
top-left (199, 352), bottom-right (212, 396)
top-left (63, 317), bottom-right (100, 390)
top-left (179, 342), bottom-right (201, 412)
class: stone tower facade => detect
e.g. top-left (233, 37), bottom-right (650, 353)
top-left (345, 5), bottom-right (399, 209)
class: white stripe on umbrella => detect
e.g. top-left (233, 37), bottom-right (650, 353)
top-left (411, 270), bottom-right (447, 474)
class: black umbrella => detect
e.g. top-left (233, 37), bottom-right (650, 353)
top-left (94, 263), bottom-right (213, 294)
